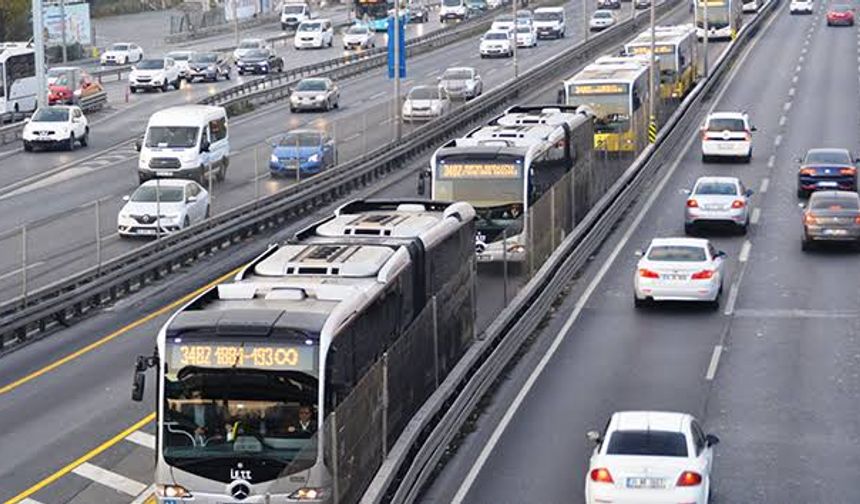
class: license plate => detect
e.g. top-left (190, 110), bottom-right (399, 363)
top-left (817, 181), bottom-right (838, 188)
top-left (157, 171), bottom-right (173, 177)
top-left (137, 229), bottom-right (157, 235)
top-left (718, 143), bottom-right (736, 150)
top-left (823, 229), bottom-right (848, 236)
top-left (703, 204), bottom-right (724, 210)
top-left (663, 273), bottom-right (686, 280)
top-left (626, 477), bottom-right (667, 489)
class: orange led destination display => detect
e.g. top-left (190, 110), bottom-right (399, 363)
top-left (572, 83), bottom-right (628, 95)
top-left (440, 163), bottom-right (521, 178)
top-left (629, 45), bottom-right (675, 55)
top-left (171, 343), bottom-right (316, 371)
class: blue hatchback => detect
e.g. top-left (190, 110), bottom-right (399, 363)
top-left (269, 129), bottom-right (337, 177)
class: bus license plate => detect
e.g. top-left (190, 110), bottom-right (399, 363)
top-left (626, 477), bottom-right (667, 489)
top-left (477, 253), bottom-right (493, 262)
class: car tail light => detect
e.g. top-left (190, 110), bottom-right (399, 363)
top-left (676, 471), bottom-right (703, 487)
top-left (854, 216), bottom-right (860, 224)
top-left (840, 167), bottom-right (856, 175)
top-left (639, 268), bottom-right (660, 279)
top-left (731, 200), bottom-right (745, 209)
top-left (691, 269), bottom-right (714, 280)
top-left (799, 168), bottom-right (816, 176)
top-left (804, 213), bottom-right (817, 225)
top-left (744, 130), bottom-right (752, 141)
top-left (590, 468), bottom-right (614, 483)
top-left (686, 199), bottom-right (699, 208)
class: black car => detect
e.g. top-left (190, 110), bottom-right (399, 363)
top-left (236, 49), bottom-right (284, 75)
top-left (410, 4), bottom-right (430, 22)
top-left (187, 52), bottom-right (231, 82)
top-left (797, 148), bottom-right (859, 198)
top-left (598, 0), bottom-right (621, 8)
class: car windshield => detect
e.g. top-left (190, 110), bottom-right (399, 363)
top-left (146, 126), bottom-right (199, 148)
top-left (191, 53), bottom-right (218, 63)
top-left (299, 22), bottom-right (322, 31)
top-left (707, 117), bottom-right (745, 131)
top-left (296, 79), bottom-right (327, 91)
top-left (606, 430), bottom-right (688, 457)
top-left (32, 108), bottom-right (69, 122)
top-left (243, 49), bottom-right (269, 59)
top-left (110, 43), bottom-right (129, 51)
top-left (485, 32), bottom-right (509, 40)
top-left (805, 150), bottom-right (852, 164)
top-left (409, 87), bottom-right (440, 100)
top-left (516, 11), bottom-right (532, 18)
top-left (811, 196), bottom-right (860, 210)
top-left (833, 4), bottom-right (851, 11)
top-left (443, 0), bottom-right (462, 6)
top-left (239, 40), bottom-right (261, 48)
top-left (168, 52), bottom-right (193, 61)
top-left (131, 185), bottom-right (185, 203)
top-left (647, 245), bottom-right (707, 262)
top-left (443, 69), bottom-right (472, 80)
top-left (534, 11), bottom-right (561, 20)
top-left (347, 25), bottom-right (369, 34)
top-left (594, 11), bottom-right (612, 18)
top-left (695, 182), bottom-right (738, 195)
top-left (278, 132), bottom-right (321, 146)
top-left (137, 59), bottom-right (164, 69)
top-left (516, 26), bottom-right (531, 33)
top-left (283, 4), bottom-right (305, 13)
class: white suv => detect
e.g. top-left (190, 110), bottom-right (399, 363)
top-left (294, 19), bottom-right (334, 49)
top-left (479, 29), bottom-right (514, 58)
top-left (700, 111), bottom-right (756, 163)
top-left (129, 57), bottom-right (181, 93)
top-left (790, 0), bottom-right (813, 13)
top-left (22, 105), bottom-right (89, 151)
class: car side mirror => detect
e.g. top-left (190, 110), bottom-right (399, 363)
top-left (187, 195), bottom-right (198, 203)
top-left (134, 140), bottom-right (142, 152)
top-left (683, 188), bottom-right (692, 195)
top-left (798, 202), bottom-right (806, 209)
top-left (586, 430), bottom-right (603, 444)
top-left (745, 188), bottom-right (754, 197)
top-left (634, 249), bottom-right (644, 257)
top-left (132, 369), bottom-right (146, 402)
top-left (795, 156), bottom-right (802, 163)
top-left (750, 125), bottom-right (757, 131)
top-left (200, 140), bottom-right (210, 153)
top-left (122, 195), bottom-right (131, 202)
top-left (705, 434), bottom-right (720, 447)
top-left (716, 250), bottom-right (727, 258)
top-left (437, 75), bottom-right (442, 81)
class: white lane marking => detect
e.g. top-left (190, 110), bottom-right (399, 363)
top-left (796, 64), bottom-right (803, 72)
top-left (801, 47), bottom-right (807, 54)
top-left (739, 240), bottom-right (752, 263)
top-left (129, 484), bottom-right (156, 504)
top-left (126, 430), bottom-right (156, 450)
top-left (798, 55), bottom-right (804, 63)
top-left (779, 115), bottom-right (787, 127)
top-left (486, 68), bottom-right (498, 75)
top-left (750, 207), bottom-right (761, 224)
top-left (425, 70), bottom-right (438, 78)
top-left (368, 91), bottom-right (387, 100)
top-left (783, 102), bottom-right (791, 112)
top-left (766, 154), bottom-right (775, 168)
top-left (0, 261), bottom-right (46, 282)
top-left (733, 308), bottom-right (860, 318)
top-left (792, 75), bottom-right (799, 83)
top-left (774, 134), bottom-right (783, 146)
top-left (724, 281), bottom-right (741, 316)
top-left (72, 462), bottom-right (147, 496)
top-left (21, 499), bottom-right (45, 504)
top-left (705, 345), bottom-right (724, 381)
top-left (788, 87), bottom-right (795, 97)
top-left (450, 16), bottom-right (778, 500)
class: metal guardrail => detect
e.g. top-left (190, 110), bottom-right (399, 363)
top-left (0, 0), bottom-right (659, 351)
top-left (359, 0), bottom-right (779, 502)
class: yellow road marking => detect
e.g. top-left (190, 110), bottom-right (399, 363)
top-left (0, 267), bottom-right (241, 396)
top-left (4, 413), bottom-right (155, 504)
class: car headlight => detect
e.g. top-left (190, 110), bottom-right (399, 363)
top-left (431, 103), bottom-right (441, 112)
top-left (119, 212), bottom-right (131, 221)
top-left (314, 95), bottom-right (324, 101)
top-left (157, 484), bottom-right (191, 498)
top-left (290, 94), bottom-right (299, 102)
top-left (270, 154), bottom-right (279, 163)
top-left (288, 487), bottom-right (328, 500)
top-left (308, 153), bottom-right (320, 162)
top-left (207, 65), bottom-right (216, 71)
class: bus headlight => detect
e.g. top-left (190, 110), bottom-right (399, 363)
top-left (156, 483), bottom-right (191, 498)
top-left (289, 487), bottom-right (328, 500)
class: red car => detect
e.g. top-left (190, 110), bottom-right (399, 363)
top-left (47, 67), bottom-right (105, 105)
top-left (827, 4), bottom-right (855, 25)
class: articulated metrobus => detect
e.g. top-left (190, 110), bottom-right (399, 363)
top-left (355, 0), bottom-right (408, 31)
top-left (696, 0), bottom-right (743, 40)
top-left (427, 105), bottom-right (593, 264)
top-left (561, 58), bottom-right (651, 153)
top-left (0, 45), bottom-right (38, 119)
top-left (624, 24), bottom-right (698, 100)
top-left (133, 199), bottom-right (475, 503)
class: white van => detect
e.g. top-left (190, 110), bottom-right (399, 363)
top-left (533, 7), bottom-right (566, 38)
top-left (136, 105), bottom-right (229, 185)
top-left (294, 19), bottom-right (334, 49)
top-left (440, 0), bottom-right (468, 22)
top-left (281, 2), bottom-right (312, 29)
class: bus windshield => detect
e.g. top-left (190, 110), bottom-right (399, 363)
top-left (357, 1), bottom-right (388, 19)
top-left (162, 339), bottom-right (320, 477)
top-left (568, 93), bottom-right (630, 133)
top-left (697, 5), bottom-right (729, 27)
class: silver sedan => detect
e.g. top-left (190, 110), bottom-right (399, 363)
top-left (289, 77), bottom-right (340, 112)
top-left (684, 176), bottom-right (753, 234)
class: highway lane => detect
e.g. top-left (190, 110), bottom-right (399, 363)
top-left (417, 3), bottom-right (860, 503)
top-left (0, 0), bottom-right (610, 304)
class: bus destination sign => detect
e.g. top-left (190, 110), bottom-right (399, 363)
top-left (440, 163), bottom-right (520, 179)
top-left (629, 45), bottom-right (675, 55)
top-left (572, 83), bottom-right (629, 95)
top-left (170, 342), bottom-right (316, 371)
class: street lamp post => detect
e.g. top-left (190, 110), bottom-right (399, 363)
top-left (648, 0), bottom-right (657, 144)
top-left (32, 0), bottom-right (48, 108)
top-left (703, 0), bottom-right (710, 77)
top-left (394, 0), bottom-right (402, 140)
top-left (234, 0), bottom-right (241, 47)
top-left (512, 0), bottom-right (518, 78)
top-left (60, 0), bottom-right (68, 63)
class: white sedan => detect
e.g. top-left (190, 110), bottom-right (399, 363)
top-left (342, 24), bottom-right (376, 49)
top-left (789, 0), bottom-right (814, 13)
top-left (515, 24), bottom-right (538, 47)
top-left (22, 105), bottom-right (89, 151)
top-left (589, 10), bottom-right (617, 31)
top-left (479, 29), bottom-right (514, 58)
top-left (402, 85), bottom-right (452, 121)
top-left (100, 42), bottom-right (143, 65)
top-left (117, 179), bottom-right (210, 237)
top-left (700, 111), bottom-right (756, 162)
top-left (633, 237), bottom-right (726, 308)
top-left (586, 411), bottom-right (719, 504)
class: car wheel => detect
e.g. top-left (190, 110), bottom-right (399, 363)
top-left (797, 188), bottom-right (809, 198)
top-left (205, 205), bottom-right (211, 218)
top-left (23, 141), bottom-right (32, 152)
top-left (67, 133), bottom-right (76, 151)
top-left (138, 173), bottom-right (149, 184)
top-left (290, 106), bottom-right (297, 113)
top-left (709, 293), bottom-right (721, 311)
top-left (183, 215), bottom-right (191, 229)
top-left (633, 294), bottom-right (647, 308)
top-left (334, 98), bottom-right (339, 109)
top-left (225, 68), bottom-right (231, 80)
top-left (801, 237), bottom-right (813, 251)
top-left (737, 222), bottom-right (748, 235)
top-left (702, 153), bottom-right (710, 163)
top-left (80, 128), bottom-right (89, 147)
top-left (684, 223), bottom-right (695, 235)
top-left (174, 78), bottom-right (181, 90)
top-left (123, 56), bottom-right (129, 65)
top-left (217, 158), bottom-right (227, 181)
top-left (130, 86), bottom-right (137, 94)
top-left (161, 81), bottom-right (169, 92)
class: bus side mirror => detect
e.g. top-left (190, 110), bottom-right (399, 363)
top-left (556, 89), bottom-right (564, 105)
top-left (417, 171), bottom-right (426, 195)
top-left (134, 139), bottom-right (142, 152)
top-left (132, 352), bottom-right (158, 402)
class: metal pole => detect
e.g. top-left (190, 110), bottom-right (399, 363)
top-left (583, 0), bottom-right (589, 41)
top-left (394, 1), bottom-right (402, 141)
top-left (431, 296), bottom-right (439, 386)
top-left (254, 146), bottom-right (260, 203)
top-left (21, 225), bottom-right (27, 303)
top-left (330, 411), bottom-right (340, 504)
top-left (512, 0), bottom-right (518, 78)
top-left (234, 0), bottom-right (241, 47)
top-left (703, 0), bottom-right (709, 77)
top-left (381, 352), bottom-right (389, 455)
top-left (156, 178), bottom-right (162, 240)
top-left (502, 227), bottom-right (508, 305)
top-left (648, 0), bottom-right (657, 144)
top-left (60, 0), bottom-right (68, 63)
top-left (95, 199), bottom-right (102, 271)
top-left (33, 0), bottom-right (48, 107)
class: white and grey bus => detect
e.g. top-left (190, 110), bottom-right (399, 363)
top-left (423, 105), bottom-right (593, 264)
top-left (0, 45), bottom-right (38, 119)
top-left (133, 199), bottom-right (475, 503)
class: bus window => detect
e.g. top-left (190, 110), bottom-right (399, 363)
top-left (0, 64), bottom-right (5, 98)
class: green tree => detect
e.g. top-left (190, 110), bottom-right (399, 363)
top-left (0, 0), bottom-right (33, 41)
